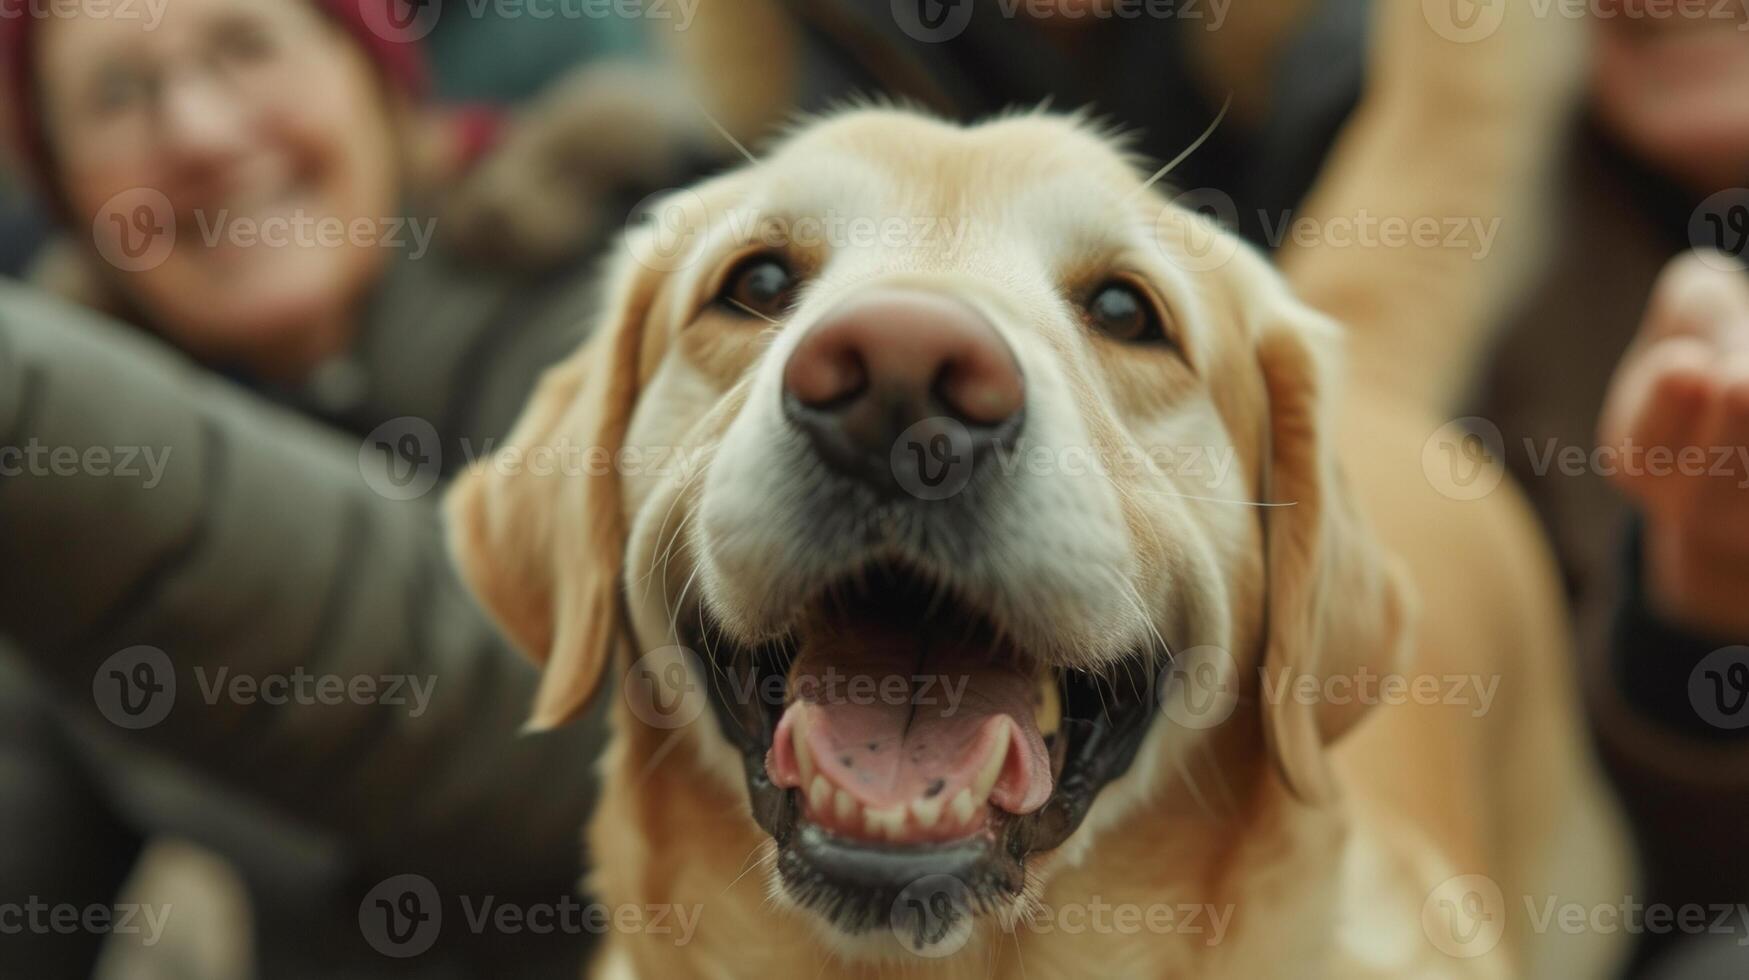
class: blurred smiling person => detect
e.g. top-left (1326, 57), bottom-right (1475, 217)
top-left (7, 0), bottom-right (455, 378)
top-left (0, 1), bottom-right (710, 977)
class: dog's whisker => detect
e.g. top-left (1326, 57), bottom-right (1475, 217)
top-left (636, 731), bottom-right (686, 787)
top-left (726, 296), bottom-right (782, 324)
top-left (641, 502), bottom-right (698, 614)
top-left (637, 461), bottom-right (708, 597)
top-left (654, 507), bottom-right (703, 645)
top-left (1199, 739), bottom-right (1240, 816)
top-left (658, 516), bottom-right (698, 609)
top-left (1109, 570), bottom-right (1171, 688)
top-left (1174, 746), bottom-right (1215, 821)
top-left (689, 94), bottom-right (760, 165)
top-left (721, 840), bottom-right (776, 896)
top-left (1130, 487), bottom-right (1298, 507)
top-left (1127, 91), bottom-right (1233, 201)
top-left (666, 558), bottom-right (705, 642)
top-left (1107, 470), bottom-right (1172, 571)
top-left (695, 605), bottom-right (747, 739)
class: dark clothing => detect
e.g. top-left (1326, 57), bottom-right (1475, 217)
top-left (784, 0), bottom-right (1366, 251)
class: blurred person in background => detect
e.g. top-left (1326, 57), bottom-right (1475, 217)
top-left (0, 0), bottom-right (710, 976)
top-left (1475, 2), bottom-right (1749, 975)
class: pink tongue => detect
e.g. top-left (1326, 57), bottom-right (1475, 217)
top-left (770, 618), bottom-right (1054, 815)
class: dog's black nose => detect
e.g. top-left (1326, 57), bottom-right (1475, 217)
top-left (781, 288), bottom-right (1024, 492)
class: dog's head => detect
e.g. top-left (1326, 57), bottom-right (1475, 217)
top-left (447, 109), bottom-right (1410, 955)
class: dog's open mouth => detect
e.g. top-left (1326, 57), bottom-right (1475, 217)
top-left (694, 562), bottom-right (1159, 935)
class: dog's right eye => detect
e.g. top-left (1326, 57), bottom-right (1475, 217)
top-left (1082, 280), bottom-right (1169, 345)
top-left (717, 255), bottom-right (797, 320)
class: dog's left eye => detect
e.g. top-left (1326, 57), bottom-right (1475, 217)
top-left (1083, 281), bottom-right (1167, 345)
top-left (717, 254), bottom-right (797, 320)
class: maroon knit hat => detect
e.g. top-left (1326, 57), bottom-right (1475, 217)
top-left (0, 0), bottom-right (431, 181)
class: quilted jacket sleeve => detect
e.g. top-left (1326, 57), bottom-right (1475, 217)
top-left (0, 277), bottom-right (606, 890)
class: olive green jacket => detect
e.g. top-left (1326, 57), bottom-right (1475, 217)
top-left (0, 246), bottom-right (604, 892)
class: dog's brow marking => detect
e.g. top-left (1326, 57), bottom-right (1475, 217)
top-left (691, 96), bottom-right (760, 166)
top-left (1127, 92), bottom-right (1234, 202)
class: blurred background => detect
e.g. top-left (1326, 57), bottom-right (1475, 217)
top-left (0, 0), bottom-right (1747, 978)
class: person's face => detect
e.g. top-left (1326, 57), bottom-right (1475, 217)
top-left (1592, 0), bottom-right (1749, 193)
top-left (37, 0), bottom-right (401, 374)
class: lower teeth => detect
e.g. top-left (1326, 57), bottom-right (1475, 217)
top-left (1035, 673), bottom-right (1062, 737)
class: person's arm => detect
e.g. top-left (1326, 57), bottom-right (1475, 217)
top-left (1278, 0), bottom-right (1587, 412)
top-left (1585, 252), bottom-right (1749, 913)
top-left (0, 282), bottom-right (604, 890)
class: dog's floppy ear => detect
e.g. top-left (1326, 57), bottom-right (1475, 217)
top-left (1255, 305), bottom-right (1415, 805)
top-left (445, 247), bottom-right (661, 731)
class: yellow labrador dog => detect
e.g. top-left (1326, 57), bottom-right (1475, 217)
top-left (446, 109), bottom-right (1630, 978)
